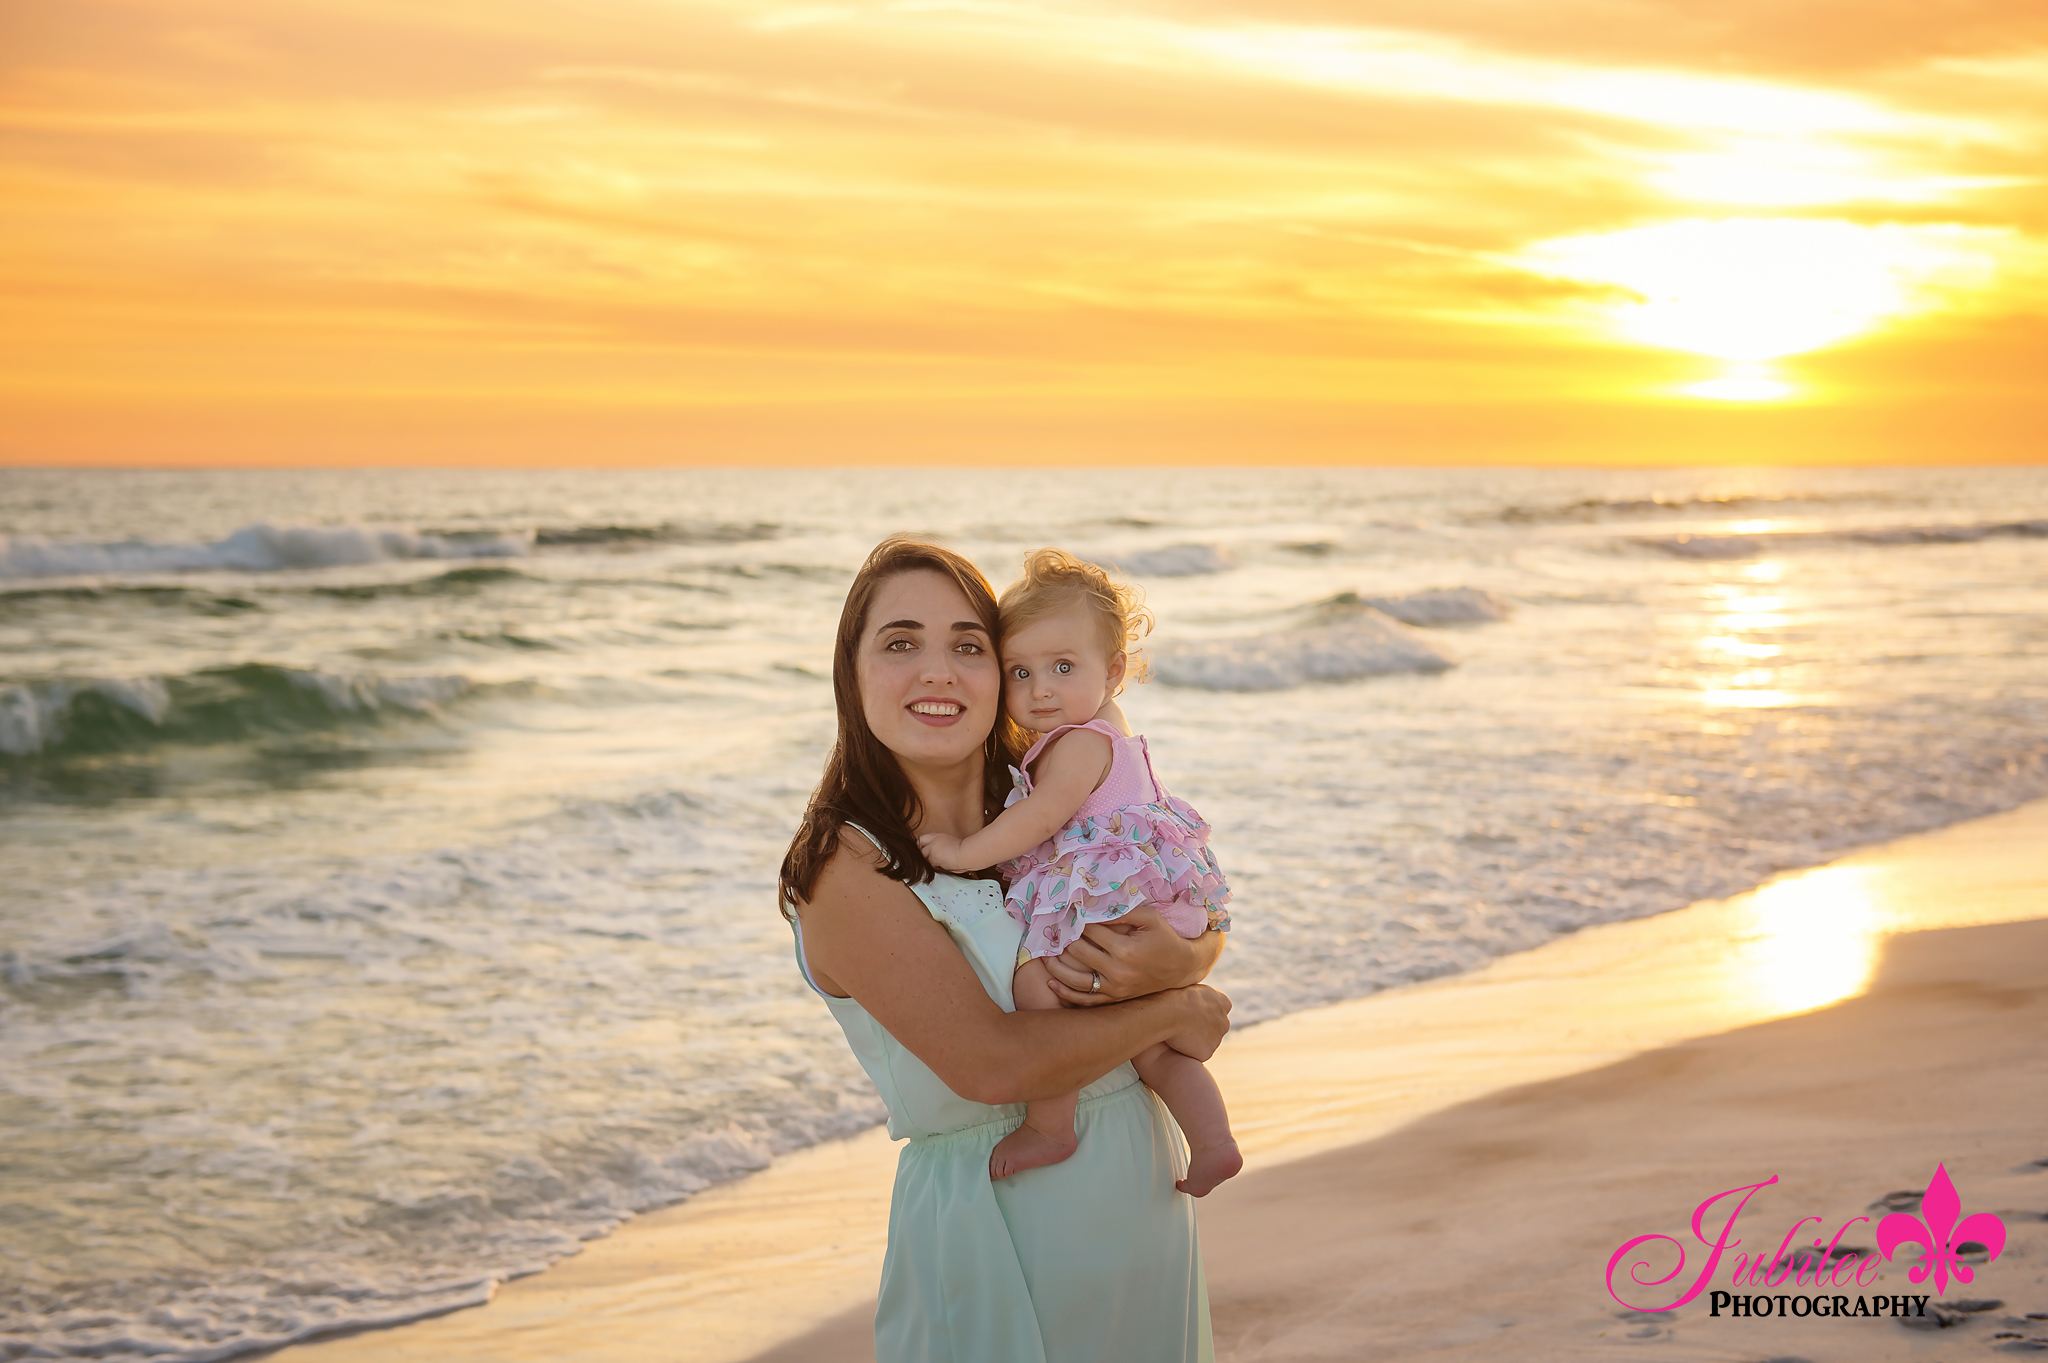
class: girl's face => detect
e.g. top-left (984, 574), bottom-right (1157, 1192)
top-left (1002, 600), bottom-right (1125, 734)
top-left (856, 569), bottom-right (1000, 770)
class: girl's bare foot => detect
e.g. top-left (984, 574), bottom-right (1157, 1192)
top-left (989, 1119), bottom-right (1079, 1180)
top-left (1175, 1138), bottom-right (1242, 1197)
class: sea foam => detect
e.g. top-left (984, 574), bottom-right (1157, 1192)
top-left (1151, 608), bottom-right (1454, 691)
top-left (1637, 519), bottom-right (2048, 559)
top-left (1316, 587), bottom-right (1512, 627)
top-left (0, 523), bottom-right (533, 579)
top-left (1099, 543), bottom-right (1237, 577)
top-left (0, 782), bottom-right (884, 1363)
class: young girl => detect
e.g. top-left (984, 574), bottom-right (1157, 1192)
top-left (918, 548), bottom-right (1241, 1197)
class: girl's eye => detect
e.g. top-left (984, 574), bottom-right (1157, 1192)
top-left (1054, 660), bottom-right (1072, 675)
top-left (1010, 666), bottom-right (1029, 680)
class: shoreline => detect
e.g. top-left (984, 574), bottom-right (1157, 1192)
top-left (276, 797), bottom-right (2048, 1363)
top-left (765, 914), bottom-right (2048, 1361)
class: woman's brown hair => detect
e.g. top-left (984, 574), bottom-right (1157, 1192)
top-left (778, 536), bottom-right (1028, 916)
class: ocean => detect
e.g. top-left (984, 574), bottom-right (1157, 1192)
top-left (3, 465), bottom-right (2044, 1361)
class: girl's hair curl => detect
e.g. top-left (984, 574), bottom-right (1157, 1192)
top-left (998, 549), bottom-right (1153, 687)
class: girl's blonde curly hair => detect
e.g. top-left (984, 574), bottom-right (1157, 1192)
top-left (997, 548), bottom-right (1154, 685)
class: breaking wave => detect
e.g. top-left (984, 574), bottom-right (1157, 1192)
top-left (1151, 608), bottom-right (1455, 691)
top-left (0, 519), bottom-right (796, 583)
top-left (0, 783), bottom-right (883, 1363)
top-left (1098, 543), bottom-right (1236, 578)
top-left (1638, 520), bottom-right (2048, 560)
top-left (1310, 587), bottom-right (1512, 628)
top-left (0, 665), bottom-right (472, 760)
top-left (0, 524), bottom-right (532, 580)
top-left (1495, 492), bottom-right (1888, 524)
top-left (534, 521), bottom-right (779, 548)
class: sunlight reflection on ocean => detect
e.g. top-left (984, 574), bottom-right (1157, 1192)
top-left (1, 465), bottom-right (2044, 1362)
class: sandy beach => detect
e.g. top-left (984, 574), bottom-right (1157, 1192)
top-left (279, 798), bottom-right (2048, 1363)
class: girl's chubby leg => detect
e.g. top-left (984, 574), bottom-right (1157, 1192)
top-left (1132, 1043), bottom-right (1242, 1197)
top-left (988, 956), bottom-right (1080, 1180)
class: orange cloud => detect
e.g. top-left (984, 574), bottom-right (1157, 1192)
top-left (1, 0), bottom-right (2043, 464)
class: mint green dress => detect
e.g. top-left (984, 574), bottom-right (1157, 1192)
top-left (792, 862), bottom-right (1213, 1363)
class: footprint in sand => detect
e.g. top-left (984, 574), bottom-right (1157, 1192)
top-left (1610, 1309), bottom-right (1674, 1340)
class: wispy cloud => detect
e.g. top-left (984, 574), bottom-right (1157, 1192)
top-left (2, 0), bottom-right (2043, 463)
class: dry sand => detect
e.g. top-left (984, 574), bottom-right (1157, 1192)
top-left (279, 800), bottom-right (2048, 1363)
top-left (1190, 912), bottom-right (2048, 1361)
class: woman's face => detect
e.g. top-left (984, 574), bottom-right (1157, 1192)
top-left (856, 569), bottom-right (1000, 770)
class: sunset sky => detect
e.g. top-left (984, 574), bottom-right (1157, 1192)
top-left (2, 0), bottom-right (2044, 465)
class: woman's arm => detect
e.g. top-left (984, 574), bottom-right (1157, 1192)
top-left (917, 729), bottom-right (1109, 871)
top-left (1042, 906), bottom-right (1226, 1006)
top-left (798, 839), bottom-right (1230, 1105)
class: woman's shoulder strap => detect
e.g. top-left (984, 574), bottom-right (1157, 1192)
top-left (838, 821), bottom-right (949, 923)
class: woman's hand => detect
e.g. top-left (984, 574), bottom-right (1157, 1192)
top-left (801, 841), bottom-right (1231, 1106)
top-left (1161, 983), bottom-right (1232, 1062)
top-left (1043, 905), bottom-right (1226, 1006)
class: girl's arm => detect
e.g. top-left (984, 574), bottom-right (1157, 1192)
top-left (917, 728), bottom-right (1110, 871)
top-left (797, 836), bottom-right (1232, 1104)
top-left (1042, 907), bottom-right (1226, 1005)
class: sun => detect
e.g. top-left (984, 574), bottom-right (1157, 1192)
top-left (1684, 364), bottom-right (1791, 401)
top-left (1522, 218), bottom-right (2004, 400)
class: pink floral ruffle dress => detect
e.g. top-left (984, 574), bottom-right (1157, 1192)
top-left (1001, 718), bottom-right (1232, 961)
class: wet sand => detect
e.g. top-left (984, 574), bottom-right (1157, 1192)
top-left (277, 799), bottom-right (2048, 1363)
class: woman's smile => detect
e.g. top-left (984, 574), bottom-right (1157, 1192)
top-left (857, 569), bottom-right (999, 765)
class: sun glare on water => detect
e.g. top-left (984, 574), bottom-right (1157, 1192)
top-left (1741, 867), bottom-right (1882, 1013)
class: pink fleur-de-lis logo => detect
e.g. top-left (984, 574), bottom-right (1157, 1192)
top-left (1875, 1164), bottom-right (2007, 1295)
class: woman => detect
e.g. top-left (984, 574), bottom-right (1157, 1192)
top-left (780, 536), bottom-right (1231, 1363)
